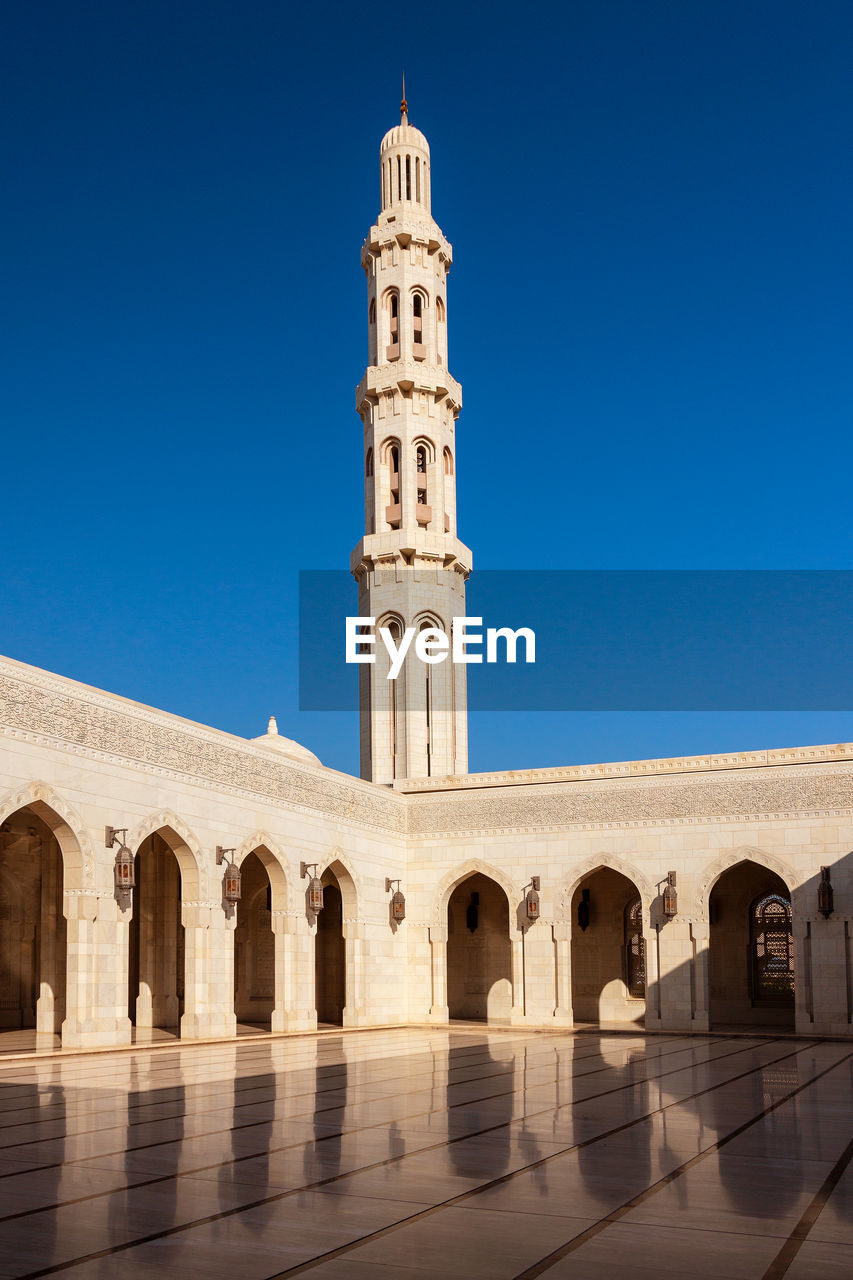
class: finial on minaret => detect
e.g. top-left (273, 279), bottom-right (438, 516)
top-left (400, 72), bottom-right (408, 121)
top-left (267, 715), bottom-right (278, 737)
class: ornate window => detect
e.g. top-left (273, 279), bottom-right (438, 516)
top-left (624, 897), bottom-right (645, 999)
top-left (750, 892), bottom-right (794, 1005)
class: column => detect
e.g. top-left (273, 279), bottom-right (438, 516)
top-left (180, 901), bottom-right (237, 1040)
top-left (61, 891), bottom-right (132, 1049)
top-left (36, 838), bottom-right (64, 1035)
top-left (342, 918), bottom-right (366, 1027)
top-left (690, 922), bottom-right (711, 1032)
top-left (428, 923), bottom-right (448, 1022)
top-left (509, 933), bottom-right (525, 1024)
top-left (553, 922), bottom-right (573, 1026)
top-left (272, 911), bottom-right (317, 1033)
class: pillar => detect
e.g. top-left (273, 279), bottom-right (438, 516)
top-left (272, 911), bottom-right (317, 1033)
top-left (428, 923), bottom-right (448, 1022)
top-left (553, 921), bottom-right (573, 1026)
top-left (690, 922), bottom-right (711, 1032)
top-left (343, 917), bottom-right (367, 1026)
top-left (180, 901), bottom-right (236, 1040)
top-left (61, 890), bottom-right (132, 1049)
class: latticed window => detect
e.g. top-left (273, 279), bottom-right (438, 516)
top-left (750, 892), bottom-right (794, 1005)
top-left (624, 897), bottom-right (645, 999)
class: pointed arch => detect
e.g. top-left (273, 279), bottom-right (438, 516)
top-left (320, 846), bottom-right (360, 918)
top-left (558, 855), bottom-right (654, 920)
top-left (693, 847), bottom-right (799, 923)
top-left (127, 809), bottom-right (201, 900)
top-left (0, 781), bottom-right (92, 889)
top-left (432, 859), bottom-right (521, 924)
top-left (234, 831), bottom-right (289, 912)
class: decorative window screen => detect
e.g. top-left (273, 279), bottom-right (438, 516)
top-left (624, 896), bottom-right (646, 999)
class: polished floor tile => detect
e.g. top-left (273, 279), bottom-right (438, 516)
top-left (0, 1027), bottom-right (849, 1279)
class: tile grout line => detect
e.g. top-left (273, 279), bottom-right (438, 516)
top-left (759, 1133), bottom-right (853, 1280)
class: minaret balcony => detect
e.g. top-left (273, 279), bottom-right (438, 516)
top-left (386, 342), bottom-right (400, 360)
top-left (412, 342), bottom-right (426, 361)
top-left (385, 503), bottom-right (402, 527)
top-left (416, 503), bottom-right (432, 526)
top-left (356, 361), bottom-right (462, 414)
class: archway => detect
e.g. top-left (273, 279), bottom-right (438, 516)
top-left (570, 867), bottom-right (646, 1025)
top-left (709, 861), bottom-right (795, 1030)
top-left (0, 806), bottom-right (67, 1040)
top-left (128, 831), bottom-right (187, 1037)
top-left (234, 851), bottom-right (276, 1031)
top-left (315, 868), bottom-right (345, 1026)
top-left (446, 872), bottom-right (512, 1022)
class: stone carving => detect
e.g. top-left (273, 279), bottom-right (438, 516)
top-left (0, 663), bottom-right (405, 834)
top-left (407, 768), bottom-right (853, 837)
top-left (430, 858), bottom-right (522, 923)
top-left (692, 847), bottom-right (801, 922)
top-left (557, 855), bottom-right (655, 916)
top-left (0, 779), bottom-right (95, 884)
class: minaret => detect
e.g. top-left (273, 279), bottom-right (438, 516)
top-left (351, 89), bottom-right (471, 784)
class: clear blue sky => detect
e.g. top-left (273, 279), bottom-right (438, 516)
top-left (2, 0), bottom-right (852, 775)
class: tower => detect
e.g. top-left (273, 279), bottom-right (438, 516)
top-left (351, 90), bottom-right (471, 784)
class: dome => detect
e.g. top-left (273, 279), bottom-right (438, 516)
top-left (251, 716), bottom-right (321, 767)
top-left (380, 120), bottom-right (430, 155)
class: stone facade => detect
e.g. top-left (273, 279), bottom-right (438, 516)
top-left (1, 104), bottom-right (851, 1049)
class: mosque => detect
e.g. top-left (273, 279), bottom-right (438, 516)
top-left (1, 97), bottom-right (851, 1051)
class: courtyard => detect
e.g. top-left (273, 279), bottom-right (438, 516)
top-left (0, 1028), bottom-right (849, 1279)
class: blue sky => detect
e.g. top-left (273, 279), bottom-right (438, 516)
top-left (2, 0), bottom-right (852, 775)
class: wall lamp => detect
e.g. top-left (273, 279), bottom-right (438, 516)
top-left (385, 878), bottom-right (406, 922)
top-left (301, 861), bottom-right (324, 913)
top-left (663, 871), bottom-right (678, 919)
top-left (818, 866), bottom-right (834, 919)
top-left (525, 876), bottom-right (541, 922)
top-left (106, 826), bottom-right (134, 898)
top-left (216, 846), bottom-right (241, 902)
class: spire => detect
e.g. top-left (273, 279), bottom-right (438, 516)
top-left (400, 72), bottom-right (408, 122)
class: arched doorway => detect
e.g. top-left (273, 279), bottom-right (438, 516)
top-left (0, 806), bottom-right (66, 1038)
top-left (315, 869), bottom-right (345, 1026)
top-left (234, 851), bottom-right (275, 1031)
top-left (570, 867), bottom-right (646, 1025)
top-left (128, 831), bottom-right (186, 1036)
top-left (709, 862), bottom-right (795, 1030)
top-left (446, 873), bottom-right (512, 1022)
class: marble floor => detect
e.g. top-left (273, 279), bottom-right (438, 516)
top-left (0, 1028), bottom-right (850, 1279)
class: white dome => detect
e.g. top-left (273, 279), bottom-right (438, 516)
top-left (251, 716), bottom-right (321, 767)
top-left (380, 121), bottom-right (430, 155)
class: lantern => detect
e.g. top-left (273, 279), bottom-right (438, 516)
top-left (114, 843), bottom-right (135, 892)
top-left (385, 878), bottom-right (406, 922)
top-left (106, 826), bottom-right (134, 897)
top-left (526, 876), bottom-right (541, 921)
top-left (223, 860), bottom-right (241, 903)
top-left (663, 871), bottom-right (677, 919)
top-left (577, 888), bottom-right (591, 932)
top-left (309, 875), bottom-right (325, 913)
top-left (818, 866), bottom-right (834, 919)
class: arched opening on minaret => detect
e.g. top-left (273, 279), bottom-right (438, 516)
top-left (447, 873), bottom-right (512, 1022)
top-left (708, 862), bottom-right (795, 1031)
top-left (436, 296), bottom-right (446, 365)
top-left (385, 290), bottom-right (400, 360)
top-left (128, 831), bottom-right (190, 1039)
top-left (0, 806), bottom-right (67, 1043)
top-left (412, 290), bottom-right (426, 358)
top-left (570, 868), bottom-right (646, 1027)
top-left (233, 851), bottom-right (276, 1032)
top-left (315, 869), bottom-right (346, 1025)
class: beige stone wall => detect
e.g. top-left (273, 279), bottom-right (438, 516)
top-left (0, 653), bottom-right (852, 1045)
